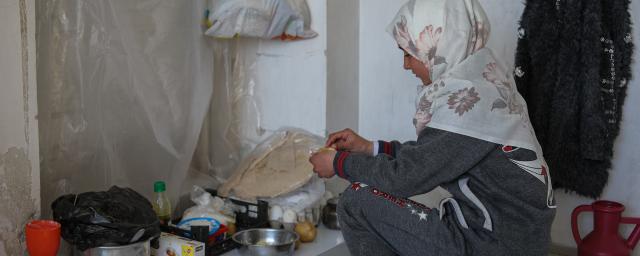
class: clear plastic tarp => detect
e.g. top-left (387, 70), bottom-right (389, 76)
top-left (36, 0), bottom-right (321, 219)
top-left (36, 0), bottom-right (214, 217)
top-left (203, 0), bottom-right (317, 40)
top-left (190, 39), bottom-right (264, 188)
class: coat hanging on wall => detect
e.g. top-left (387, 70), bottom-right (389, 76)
top-left (514, 0), bottom-right (634, 198)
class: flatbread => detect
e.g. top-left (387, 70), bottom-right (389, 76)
top-left (218, 131), bottom-right (318, 200)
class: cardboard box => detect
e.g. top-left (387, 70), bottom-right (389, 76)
top-left (151, 232), bottom-right (205, 256)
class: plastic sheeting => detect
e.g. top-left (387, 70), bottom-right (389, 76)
top-left (36, 0), bottom-right (214, 217)
top-left (203, 0), bottom-right (317, 40)
top-left (191, 38), bottom-right (266, 185)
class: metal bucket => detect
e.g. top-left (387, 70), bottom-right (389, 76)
top-left (73, 240), bottom-right (150, 256)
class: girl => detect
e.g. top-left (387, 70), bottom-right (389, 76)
top-left (309, 0), bottom-right (556, 255)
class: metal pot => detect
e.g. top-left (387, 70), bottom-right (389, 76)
top-left (322, 197), bottom-right (340, 230)
top-left (73, 240), bottom-right (150, 256)
top-left (232, 228), bottom-right (298, 256)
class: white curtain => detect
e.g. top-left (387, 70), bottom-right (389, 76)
top-left (37, 0), bottom-right (213, 217)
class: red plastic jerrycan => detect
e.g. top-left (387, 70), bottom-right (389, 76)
top-left (572, 200), bottom-right (640, 256)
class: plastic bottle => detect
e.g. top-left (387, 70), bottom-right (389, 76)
top-left (153, 181), bottom-right (172, 225)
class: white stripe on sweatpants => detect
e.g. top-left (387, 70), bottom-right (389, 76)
top-left (438, 178), bottom-right (493, 231)
top-left (458, 177), bottom-right (493, 231)
top-left (438, 198), bottom-right (469, 229)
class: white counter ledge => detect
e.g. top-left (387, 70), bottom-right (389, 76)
top-left (222, 225), bottom-right (346, 256)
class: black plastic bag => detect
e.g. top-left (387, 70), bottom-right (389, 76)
top-left (52, 186), bottom-right (161, 251)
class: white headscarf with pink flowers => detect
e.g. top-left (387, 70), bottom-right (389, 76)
top-left (388, 0), bottom-right (554, 207)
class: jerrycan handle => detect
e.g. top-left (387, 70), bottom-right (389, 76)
top-left (572, 205), bottom-right (593, 245)
top-left (621, 216), bottom-right (640, 249)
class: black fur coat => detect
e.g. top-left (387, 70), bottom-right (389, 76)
top-left (514, 0), bottom-right (633, 198)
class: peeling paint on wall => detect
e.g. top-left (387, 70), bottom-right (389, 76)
top-left (0, 147), bottom-right (36, 256)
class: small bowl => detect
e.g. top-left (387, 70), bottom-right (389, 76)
top-left (232, 228), bottom-right (299, 256)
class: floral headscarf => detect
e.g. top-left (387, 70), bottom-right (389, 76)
top-left (388, 0), bottom-right (554, 208)
top-left (389, 0), bottom-right (489, 83)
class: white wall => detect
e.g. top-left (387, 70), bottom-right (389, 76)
top-left (251, 0), bottom-right (327, 137)
top-left (357, 0), bottom-right (417, 142)
top-left (327, 0), bottom-right (359, 135)
top-left (0, 0), bottom-right (40, 254)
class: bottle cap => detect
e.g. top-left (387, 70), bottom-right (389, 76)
top-left (154, 181), bottom-right (166, 192)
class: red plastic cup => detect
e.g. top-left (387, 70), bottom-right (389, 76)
top-left (25, 220), bottom-right (61, 256)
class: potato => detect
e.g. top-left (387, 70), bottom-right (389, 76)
top-left (294, 221), bottom-right (317, 243)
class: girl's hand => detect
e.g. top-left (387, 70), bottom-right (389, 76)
top-left (325, 128), bottom-right (373, 155)
top-left (309, 151), bottom-right (336, 178)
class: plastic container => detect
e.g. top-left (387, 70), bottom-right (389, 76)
top-left (153, 181), bottom-right (172, 225)
top-left (25, 220), bottom-right (61, 256)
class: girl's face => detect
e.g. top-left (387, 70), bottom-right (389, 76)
top-left (402, 49), bottom-right (431, 85)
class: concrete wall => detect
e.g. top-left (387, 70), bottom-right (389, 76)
top-left (0, 0), bottom-right (40, 255)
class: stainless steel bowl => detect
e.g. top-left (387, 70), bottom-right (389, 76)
top-left (232, 228), bottom-right (299, 256)
top-left (73, 240), bottom-right (150, 256)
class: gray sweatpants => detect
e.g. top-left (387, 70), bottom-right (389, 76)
top-left (337, 182), bottom-right (467, 256)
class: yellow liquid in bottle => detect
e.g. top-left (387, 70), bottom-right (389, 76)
top-left (153, 192), bottom-right (172, 225)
